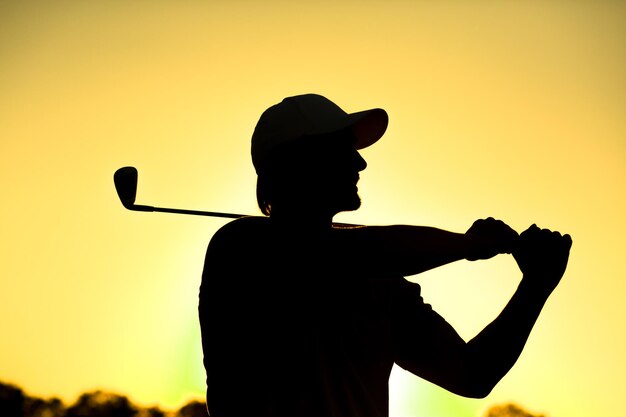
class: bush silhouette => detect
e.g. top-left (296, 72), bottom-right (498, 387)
top-left (0, 381), bottom-right (64, 417)
top-left (484, 403), bottom-right (546, 417)
top-left (175, 400), bottom-right (207, 417)
top-left (2, 380), bottom-right (550, 417)
top-left (64, 391), bottom-right (138, 417)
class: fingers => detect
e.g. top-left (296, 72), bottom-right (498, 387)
top-left (467, 217), bottom-right (520, 258)
top-left (473, 217), bottom-right (518, 234)
top-left (484, 217), bottom-right (520, 242)
top-left (513, 224), bottom-right (572, 285)
top-left (563, 233), bottom-right (573, 249)
top-left (520, 224), bottom-right (573, 249)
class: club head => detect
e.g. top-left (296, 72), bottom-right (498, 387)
top-left (114, 166), bottom-right (138, 209)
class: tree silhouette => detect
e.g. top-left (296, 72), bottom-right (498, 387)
top-left (484, 403), bottom-right (546, 417)
top-left (175, 400), bottom-right (207, 417)
top-left (4, 380), bottom-right (553, 417)
top-left (23, 397), bottom-right (64, 417)
top-left (136, 406), bottom-right (168, 417)
top-left (0, 381), bottom-right (25, 417)
top-left (64, 390), bottom-right (138, 417)
top-left (0, 382), bottom-right (64, 417)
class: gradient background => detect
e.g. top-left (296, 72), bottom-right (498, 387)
top-left (1, 2), bottom-right (624, 416)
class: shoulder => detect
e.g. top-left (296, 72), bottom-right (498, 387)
top-left (330, 224), bottom-right (389, 239)
top-left (330, 224), bottom-right (373, 241)
top-left (207, 216), bottom-right (269, 251)
top-left (329, 225), bottom-right (389, 256)
top-left (214, 215), bottom-right (269, 236)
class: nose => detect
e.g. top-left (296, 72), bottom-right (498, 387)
top-left (352, 148), bottom-right (367, 172)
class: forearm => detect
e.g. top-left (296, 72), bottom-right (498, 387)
top-left (463, 276), bottom-right (551, 395)
top-left (366, 225), bottom-right (471, 276)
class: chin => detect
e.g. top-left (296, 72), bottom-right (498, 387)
top-left (339, 194), bottom-right (362, 212)
top-left (322, 188), bottom-right (362, 214)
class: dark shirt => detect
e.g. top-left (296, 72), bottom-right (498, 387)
top-left (199, 217), bottom-right (459, 417)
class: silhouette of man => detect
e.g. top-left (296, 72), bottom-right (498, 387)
top-left (198, 94), bottom-right (572, 417)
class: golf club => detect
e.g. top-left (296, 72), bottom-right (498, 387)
top-left (114, 166), bottom-right (359, 227)
top-left (114, 166), bottom-right (245, 219)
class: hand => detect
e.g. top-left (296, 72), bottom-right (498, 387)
top-left (514, 224), bottom-right (573, 294)
top-left (465, 217), bottom-right (519, 261)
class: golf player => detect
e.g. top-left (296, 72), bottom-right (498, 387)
top-left (198, 94), bottom-right (572, 417)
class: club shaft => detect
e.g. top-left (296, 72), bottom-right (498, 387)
top-left (128, 204), bottom-right (356, 227)
top-left (129, 204), bottom-right (245, 219)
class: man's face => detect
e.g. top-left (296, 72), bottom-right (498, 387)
top-left (303, 131), bottom-right (368, 215)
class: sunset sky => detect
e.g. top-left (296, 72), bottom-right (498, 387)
top-left (1, 2), bottom-right (625, 416)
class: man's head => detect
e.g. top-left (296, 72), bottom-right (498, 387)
top-left (251, 94), bottom-right (388, 217)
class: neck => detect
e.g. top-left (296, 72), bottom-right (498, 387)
top-left (269, 207), bottom-right (336, 231)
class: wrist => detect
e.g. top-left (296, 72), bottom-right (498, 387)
top-left (463, 232), bottom-right (499, 261)
top-left (463, 232), bottom-right (481, 261)
top-left (518, 274), bottom-right (556, 300)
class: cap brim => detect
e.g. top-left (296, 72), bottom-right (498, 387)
top-left (349, 108), bottom-right (389, 150)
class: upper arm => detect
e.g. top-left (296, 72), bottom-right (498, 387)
top-left (202, 216), bottom-right (267, 272)
top-left (200, 216), bottom-right (266, 312)
top-left (391, 279), bottom-right (485, 397)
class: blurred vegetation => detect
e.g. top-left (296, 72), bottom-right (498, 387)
top-left (1, 380), bottom-right (547, 417)
top-left (0, 381), bottom-right (205, 417)
top-left (483, 402), bottom-right (546, 417)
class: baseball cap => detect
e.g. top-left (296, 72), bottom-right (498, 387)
top-left (251, 94), bottom-right (388, 172)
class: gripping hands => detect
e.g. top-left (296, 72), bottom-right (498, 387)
top-left (514, 224), bottom-right (573, 294)
top-left (466, 218), bottom-right (572, 294)
top-left (465, 218), bottom-right (519, 261)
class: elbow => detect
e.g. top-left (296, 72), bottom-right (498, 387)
top-left (448, 377), bottom-right (497, 399)
top-left (424, 367), bottom-right (498, 399)
top-left (398, 346), bottom-right (505, 399)
top-left (452, 346), bottom-right (511, 398)
top-left (460, 361), bottom-right (502, 398)
top-left (458, 382), bottom-right (494, 399)
top-left (443, 375), bottom-right (494, 399)
top-left (444, 363), bottom-right (500, 399)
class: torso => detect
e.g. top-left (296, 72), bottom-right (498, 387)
top-left (199, 217), bottom-right (400, 417)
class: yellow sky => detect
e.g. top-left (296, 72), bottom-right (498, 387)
top-left (1, 2), bottom-right (624, 416)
